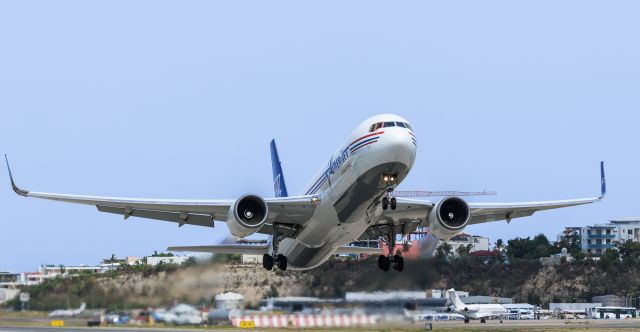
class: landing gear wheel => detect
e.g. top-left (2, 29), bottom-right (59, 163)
top-left (392, 255), bottom-right (404, 272)
top-left (464, 318), bottom-right (469, 324)
top-left (275, 254), bottom-right (288, 271)
top-left (480, 318), bottom-right (486, 324)
top-left (262, 254), bottom-right (274, 271)
top-left (382, 197), bottom-right (389, 210)
top-left (377, 255), bottom-right (390, 271)
top-left (390, 197), bottom-right (397, 210)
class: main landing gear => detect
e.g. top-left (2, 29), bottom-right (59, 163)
top-left (262, 253), bottom-right (287, 271)
top-left (370, 223), bottom-right (404, 272)
top-left (262, 223), bottom-right (294, 271)
top-left (377, 253), bottom-right (404, 272)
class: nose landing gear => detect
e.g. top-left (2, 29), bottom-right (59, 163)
top-left (381, 173), bottom-right (398, 211)
top-left (382, 196), bottom-right (397, 211)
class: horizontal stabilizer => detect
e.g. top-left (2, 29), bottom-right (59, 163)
top-left (334, 245), bottom-right (382, 255)
top-left (168, 244), bottom-right (269, 255)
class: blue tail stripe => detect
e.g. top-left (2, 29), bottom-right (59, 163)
top-left (600, 161), bottom-right (606, 197)
top-left (270, 139), bottom-right (288, 198)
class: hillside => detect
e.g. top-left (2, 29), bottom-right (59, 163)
top-left (5, 253), bottom-right (640, 311)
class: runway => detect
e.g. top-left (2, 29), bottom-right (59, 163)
top-left (3, 319), bottom-right (640, 331)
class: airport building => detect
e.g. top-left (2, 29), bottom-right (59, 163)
top-left (260, 289), bottom-right (513, 314)
top-left (559, 218), bottom-right (640, 256)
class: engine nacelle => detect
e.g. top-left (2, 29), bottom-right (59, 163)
top-left (428, 196), bottom-right (471, 240)
top-left (227, 194), bottom-right (269, 237)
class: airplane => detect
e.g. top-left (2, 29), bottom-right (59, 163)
top-left (447, 289), bottom-right (507, 324)
top-left (5, 114), bottom-right (606, 272)
top-left (49, 302), bottom-right (86, 317)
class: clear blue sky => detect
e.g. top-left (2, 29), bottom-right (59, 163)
top-left (1, 1), bottom-right (639, 272)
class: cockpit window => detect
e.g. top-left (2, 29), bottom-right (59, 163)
top-left (369, 122), bottom-right (383, 132)
top-left (383, 121), bottom-right (396, 128)
top-left (404, 122), bottom-right (413, 130)
top-left (396, 122), bottom-right (406, 128)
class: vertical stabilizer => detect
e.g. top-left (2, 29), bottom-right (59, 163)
top-left (270, 139), bottom-right (288, 198)
top-left (447, 288), bottom-right (466, 309)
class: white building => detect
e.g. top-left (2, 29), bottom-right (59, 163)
top-left (242, 254), bottom-right (263, 264)
top-left (559, 218), bottom-right (640, 256)
top-left (145, 255), bottom-right (191, 266)
top-left (443, 233), bottom-right (490, 255)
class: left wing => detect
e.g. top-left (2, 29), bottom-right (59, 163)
top-left (377, 162), bottom-right (606, 230)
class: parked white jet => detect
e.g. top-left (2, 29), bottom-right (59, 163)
top-left (447, 289), bottom-right (507, 324)
top-left (49, 303), bottom-right (86, 317)
top-left (5, 114), bottom-right (606, 272)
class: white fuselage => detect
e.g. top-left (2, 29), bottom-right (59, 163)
top-left (456, 304), bottom-right (509, 320)
top-left (277, 114), bottom-right (417, 270)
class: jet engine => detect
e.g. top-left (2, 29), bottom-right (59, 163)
top-left (227, 194), bottom-right (269, 237)
top-left (428, 196), bottom-right (470, 240)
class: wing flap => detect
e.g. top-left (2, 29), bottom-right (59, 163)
top-left (167, 244), bottom-right (269, 255)
top-left (97, 206), bottom-right (215, 227)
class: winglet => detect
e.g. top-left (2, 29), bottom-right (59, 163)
top-left (600, 161), bottom-right (606, 199)
top-left (4, 155), bottom-right (29, 196)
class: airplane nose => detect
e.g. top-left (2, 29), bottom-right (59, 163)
top-left (383, 130), bottom-right (416, 168)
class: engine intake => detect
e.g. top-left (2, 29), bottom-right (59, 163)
top-left (428, 196), bottom-right (471, 240)
top-left (227, 194), bottom-right (268, 237)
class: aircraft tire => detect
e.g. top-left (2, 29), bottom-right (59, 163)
top-left (276, 254), bottom-right (288, 271)
top-left (382, 197), bottom-right (389, 210)
top-left (390, 197), bottom-right (397, 210)
top-left (377, 255), bottom-right (390, 271)
top-left (263, 254), bottom-right (274, 271)
top-left (393, 255), bottom-right (404, 272)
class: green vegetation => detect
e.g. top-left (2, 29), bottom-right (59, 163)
top-left (5, 236), bottom-right (640, 311)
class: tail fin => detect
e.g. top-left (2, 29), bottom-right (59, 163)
top-left (270, 139), bottom-right (288, 198)
top-left (447, 288), bottom-right (466, 309)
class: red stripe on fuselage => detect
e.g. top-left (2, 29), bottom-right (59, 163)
top-left (350, 131), bottom-right (384, 147)
top-left (351, 140), bottom-right (377, 153)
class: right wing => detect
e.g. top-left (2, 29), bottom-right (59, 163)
top-left (5, 156), bottom-right (317, 231)
top-left (369, 162), bottom-right (605, 239)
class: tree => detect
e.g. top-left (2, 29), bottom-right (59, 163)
top-left (435, 242), bottom-right (453, 261)
top-left (495, 239), bottom-right (504, 251)
top-left (617, 240), bottom-right (640, 259)
top-left (507, 234), bottom-right (554, 259)
top-left (456, 244), bottom-right (473, 257)
top-left (598, 248), bottom-right (620, 269)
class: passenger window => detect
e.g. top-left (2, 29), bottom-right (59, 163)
top-left (383, 121), bottom-right (396, 128)
top-left (396, 122), bottom-right (406, 128)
